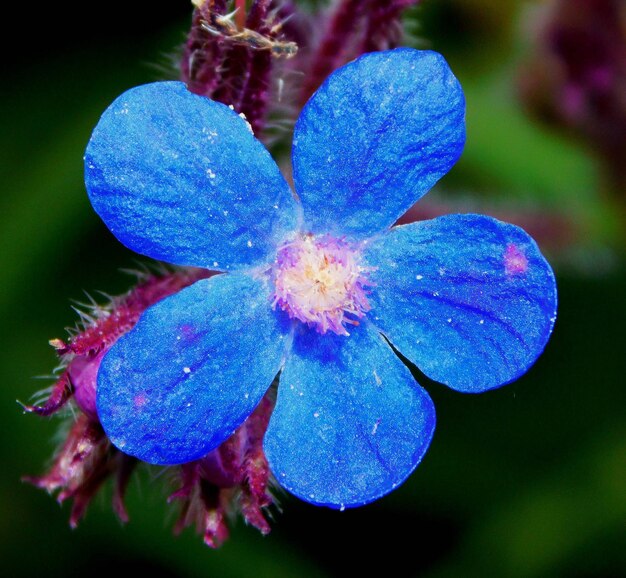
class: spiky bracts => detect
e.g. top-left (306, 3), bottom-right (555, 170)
top-left (181, 0), bottom-right (423, 136)
top-left (24, 266), bottom-right (280, 544)
top-left (23, 268), bottom-right (209, 526)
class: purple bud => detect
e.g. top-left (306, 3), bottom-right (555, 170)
top-left (68, 349), bottom-right (106, 421)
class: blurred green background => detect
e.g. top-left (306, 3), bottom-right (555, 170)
top-left (2, 1), bottom-right (624, 576)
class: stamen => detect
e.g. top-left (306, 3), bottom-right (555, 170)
top-left (272, 235), bottom-right (371, 336)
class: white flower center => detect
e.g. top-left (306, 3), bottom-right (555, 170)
top-left (272, 235), bottom-right (371, 336)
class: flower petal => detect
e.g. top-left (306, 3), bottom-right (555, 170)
top-left (85, 81), bottom-right (297, 270)
top-left (292, 48), bottom-right (465, 240)
top-left (364, 215), bottom-right (558, 392)
top-left (96, 273), bottom-right (291, 465)
top-left (265, 322), bottom-right (435, 508)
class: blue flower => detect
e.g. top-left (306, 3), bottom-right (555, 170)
top-left (85, 48), bottom-right (557, 508)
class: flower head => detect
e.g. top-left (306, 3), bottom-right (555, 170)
top-left (85, 48), bottom-right (557, 508)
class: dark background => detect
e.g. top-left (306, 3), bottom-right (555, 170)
top-left (2, 1), bottom-right (624, 576)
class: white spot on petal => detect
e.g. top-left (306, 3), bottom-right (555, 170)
top-left (238, 111), bottom-right (254, 133)
top-left (202, 127), bottom-right (218, 142)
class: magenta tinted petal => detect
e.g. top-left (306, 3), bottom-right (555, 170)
top-left (85, 81), bottom-right (297, 270)
top-left (292, 48), bottom-right (465, 240)
top-left (96, 273), bottom-right (291, 465)
top-left (265, 322), bottom-right (435, 508)
top-left (364, 215), bottom-right (558, 393)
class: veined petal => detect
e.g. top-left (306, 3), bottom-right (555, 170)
top-left (96, 273), bottom-right (291, 465)
top-left (364, 215), bottom-right (558, 393)
top-left (265, 322), bottom-right (435, 508)
top-left (85, 81), bottom-right (297, 270)
top-left (292, 48), bottom-right (465, 240)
